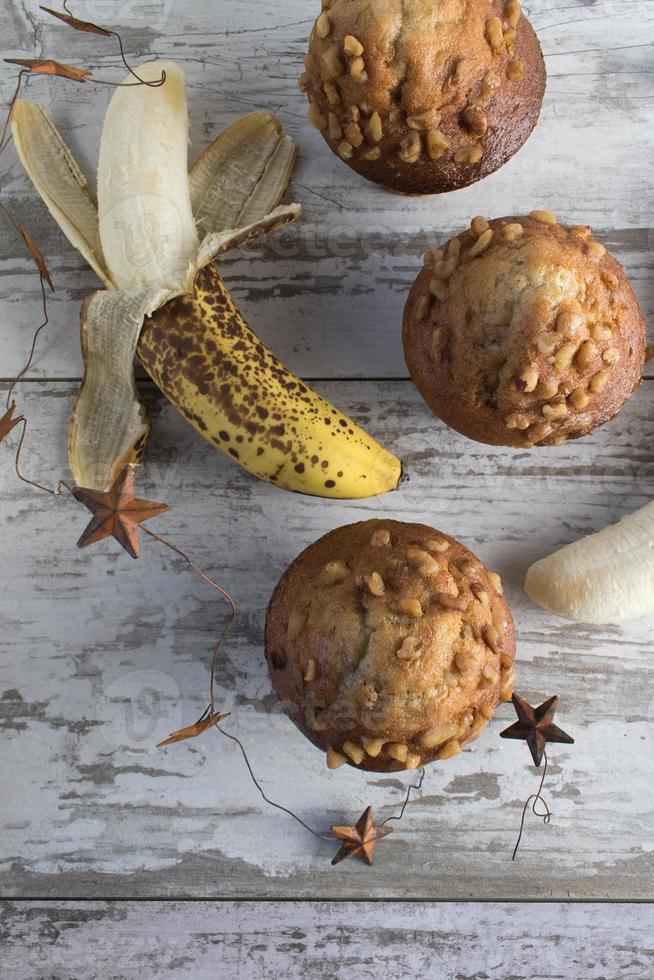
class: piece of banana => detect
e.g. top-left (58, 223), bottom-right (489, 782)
top-left (138, 262), bottom-right (401, 497)
top-left (525, 501), bottom-right (654, 623)
top-left (11, 60), bottom-right (402, 497)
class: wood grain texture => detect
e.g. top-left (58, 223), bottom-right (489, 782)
top-left (1, 0), bottom-right (654, 948)
top-left (0, 0), bottom-right (652, 379)
top-left (2, 901), bottom-right (654, 979)
top-left (1, 380), bottom-right (653, 900)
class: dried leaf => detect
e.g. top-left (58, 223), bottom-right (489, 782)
top-left (158, 711), bottom-right (230, 747)
top-left (4, 59), bottom-right (92, 82)
top-left (39, 5), bottom-right (112, 36)
top-left (17, 223), bottom-right (54, 290)
top-left (0, 403), bottom-right (23, 444)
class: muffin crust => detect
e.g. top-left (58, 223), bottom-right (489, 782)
top-left (301, 0), bottom-right (545, 193)
top-left (265, 520), bottom-right (516, 772)
top-left (403, 213), bottom-right (647, 447)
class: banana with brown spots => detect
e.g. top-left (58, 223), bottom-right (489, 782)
top-left (138, 263), bottom-right (402, 497)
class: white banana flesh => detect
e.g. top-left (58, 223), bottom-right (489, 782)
top-left (525, 501), bottom-right (654, 623)
top-left (97, 60), bottom-right (198, 291)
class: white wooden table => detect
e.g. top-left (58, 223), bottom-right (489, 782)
top-left (1, 1), bottom-right (653, 976)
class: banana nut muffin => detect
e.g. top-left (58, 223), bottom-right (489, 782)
top-left (403, 212), bottom-right (647, 447)
top-left (299, 0), bottom-right (545, 194)
top-left (265, 519), bottom-right (515, 772)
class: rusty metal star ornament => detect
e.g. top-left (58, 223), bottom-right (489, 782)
top-left (73, 465), bottom-right (167, 559)
top-left (0, 402), bottom-right (23, 444)
top-left (500, 694), bottom-right (574, 767)
top-left (331, 806), bottom-right (393, 866)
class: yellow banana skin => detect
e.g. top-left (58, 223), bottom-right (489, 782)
top-left (137, 263), bottom-right (402, 498)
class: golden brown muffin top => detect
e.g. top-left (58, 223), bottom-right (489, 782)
top-left (302, 0), bottom-right (528, 168)
top-left (404, 212), bottom-right (647, 447)
top-left (265, 520), bottom-right (516, 772)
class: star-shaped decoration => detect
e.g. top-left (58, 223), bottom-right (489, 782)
top-left (0, 402), bottom-right (23, 444)
top-left (500, 694), bottom-right (574, 767)
top-left (73, 465), bottom-right (167, 559)
top-left (331, 806), bottom-right (393, 866)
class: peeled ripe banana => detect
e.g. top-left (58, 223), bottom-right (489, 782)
top-left (525, 501), bottom-right (654, 624)
top-left (11, 60), bottom-right (401, 498)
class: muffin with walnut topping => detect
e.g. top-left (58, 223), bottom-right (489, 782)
top-left (299, 0), bottom-right (545, 194)
top-left (403, 212), bottom-right (647, 447)
top-left (265, 520), bottom-right (515, 773)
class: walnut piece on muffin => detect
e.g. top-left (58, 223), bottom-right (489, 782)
top-left (265, 520), bottom-right (516, 773)
top-left (300, 0), bottom-right (545, 194)
top-left (403, 213), bottom-right (647, 447)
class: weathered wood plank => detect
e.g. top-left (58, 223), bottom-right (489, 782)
top-left (1, 0), bottom-right (652, 379)
top-left (2, 900), bottom-right (654, 979)
top-left (1, 380), bottom-right (653, 899)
